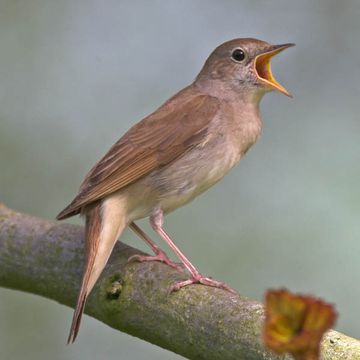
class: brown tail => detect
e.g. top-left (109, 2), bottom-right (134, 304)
top-left (67, 197), bottom-right (127, 344)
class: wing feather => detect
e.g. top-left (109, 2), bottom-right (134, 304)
top-left (57, 90), bottom-right (220, 220)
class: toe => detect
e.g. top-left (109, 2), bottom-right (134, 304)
top-left (169, 275), bottom-right (237, 294)
top-left (127, 254), bottom-right (144, 263)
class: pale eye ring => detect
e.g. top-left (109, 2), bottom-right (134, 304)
top-left (231, 48), bottom-right (246, 62)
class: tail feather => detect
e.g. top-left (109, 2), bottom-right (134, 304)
top-left (67, 198), bottom-right (127, 344)
top-left (67, 288), bottom-right (87, 344)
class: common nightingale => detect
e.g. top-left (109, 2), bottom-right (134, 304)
top-left (57, 38), bottom-right (294, 343)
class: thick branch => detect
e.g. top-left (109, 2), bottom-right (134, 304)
top-left (0, 204), bottom-right (359, 359)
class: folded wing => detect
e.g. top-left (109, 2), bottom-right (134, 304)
top-left (57, 91), bottom-right (220, 220)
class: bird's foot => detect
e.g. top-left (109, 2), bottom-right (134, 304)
top-left (128, 251), bottom-right (185, 272)
top-left (170, 274), bottom-right (237, 294)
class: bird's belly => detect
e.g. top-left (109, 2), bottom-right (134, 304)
top-left (151, 143), bottom-right (241, 214)
top-left (125, 122), bottom-right (260, 220)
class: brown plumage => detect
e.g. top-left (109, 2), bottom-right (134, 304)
top-left (57, 91), bottom-right (220, 220)
top-left (57, 38), bottom-right (294, 343)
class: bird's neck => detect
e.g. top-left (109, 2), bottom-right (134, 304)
top-left (193, 79), bottom-right (263, 147)
top-left (193, 79), bottom-right (265, 108)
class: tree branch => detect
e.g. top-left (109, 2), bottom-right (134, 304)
top-left (0, 203), bottom-right (359, 359)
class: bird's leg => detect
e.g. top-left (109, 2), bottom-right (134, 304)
top-left (150, 209), bottom-right (236, 294)
top-left (128, 221), bottom-right (184, 272)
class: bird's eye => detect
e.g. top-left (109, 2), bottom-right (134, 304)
top-left (231, 48), bottom-right (245, 62)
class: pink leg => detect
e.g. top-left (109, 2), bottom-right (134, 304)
top-left (150, 209), bottom-right (236, 294)
top-left (128, 221), bottom-right (184, 271)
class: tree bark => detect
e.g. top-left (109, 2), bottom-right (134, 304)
top-left (0, 203), bottom-right (359, 359)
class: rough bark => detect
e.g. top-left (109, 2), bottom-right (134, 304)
top-left (0, 203), bottom-right (359, 359)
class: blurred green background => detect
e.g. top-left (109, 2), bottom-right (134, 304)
top-left (1, 1), bottom-right (359, 359)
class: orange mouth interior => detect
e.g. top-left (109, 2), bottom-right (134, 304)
top-left (255, 48), bottom-right (291, 97)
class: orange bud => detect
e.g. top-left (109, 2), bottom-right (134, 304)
top-left (263, 289), bottom-right (337, 360)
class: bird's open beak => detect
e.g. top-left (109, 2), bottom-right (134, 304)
top-left (254, 43), bottom-right (295, 97)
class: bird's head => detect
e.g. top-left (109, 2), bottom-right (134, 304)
top-left (196, 38), bottom-right (294, 98)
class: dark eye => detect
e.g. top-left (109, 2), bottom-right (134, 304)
top-left (231, 48), bottom-right (245, 62)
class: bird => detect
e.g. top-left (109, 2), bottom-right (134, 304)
top-left (57, 38), bottom-right (294, 343)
